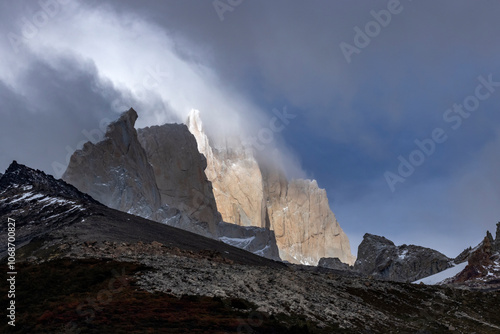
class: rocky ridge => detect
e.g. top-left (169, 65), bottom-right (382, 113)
top-left (0, 162), bottom-right (282, 266)
top-left (438, 224), bottom-right (500, 290)
top-left (137, 123), bottom-right (220, 234)
top-left (63, 109), bottom-right (280, 260)
top-left (354, 233), bottom-right (452, 282)
top-left (62, 109), bottom-right (165, 221)
top-left (186, 109), bottom-right (355, 265)
top-left (317, 257), bottom-right (351, 271)
top-left (68, 240), bottom-right (500, 333)
top-left (0, 161), bottom-right (99, 255)
top-left (2, 162), bottom-right (500, 333)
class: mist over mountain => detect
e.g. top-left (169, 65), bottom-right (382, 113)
top-left (2, 1), bottom-right (500, 332)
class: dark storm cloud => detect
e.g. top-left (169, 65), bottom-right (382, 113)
top-left (0, 53), bottom-right (122, 177)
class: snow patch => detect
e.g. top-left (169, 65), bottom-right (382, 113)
top-left (254, 245), bottom-right (270, 257)
top-left (9, 192), bottom-right (45, 203)
top-left (398, 249), bottom-right (409, 260)
top-left (219, 236), bottom-right (256, 250)
top-left (413, 262), bottom-right (468, 285)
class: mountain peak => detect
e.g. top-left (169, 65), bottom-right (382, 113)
top-left (186, 109), bottom-right (203, 134)
top-left (119, 107), bottom-right (138, 125)
top-left (0, 160), bottom-right (100, 206)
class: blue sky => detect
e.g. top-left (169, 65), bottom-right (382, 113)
top-left (1, 0), bottom-right (499, 257)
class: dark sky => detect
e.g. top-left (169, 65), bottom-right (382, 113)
top-left (1, 0), bottom-right (499, 256)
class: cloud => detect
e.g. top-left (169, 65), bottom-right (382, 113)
top-left (0, 52), bottom-right (121, 177)
top-left (0, 0), bottom-right (306, 179)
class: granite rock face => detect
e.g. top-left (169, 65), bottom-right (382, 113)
top-left (187, 110), bottom-right (266, 229)
top-left (63, 109), bottom-right (280, 259)
top-left (354, 233), bottom-right (452, 282)
top-left (137, 124), bottom-right (220, 234)
top-left (63, 108), bottom-right (216, 238)
top-left (62, 109), bottom-right (163, 221)
top-left (187, 109), bottom-right (355, 265)
top-left (263, 168), bottom-right (355, 265)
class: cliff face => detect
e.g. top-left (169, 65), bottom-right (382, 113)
top-left (263, 169), bottom-right (355, 265)
top-left (137, 124), bottom-right (220, 234)
top-left (187, 110), bottom-right (266, 229)
top-left (63, 109), bottom-right (280, 260)
top-left (62, 108), bottom-right (218, 238)
top-left (187, 109), bottom-right (355, 265)
top-left (62, 109), bottom-right (163, 221)
top-left (354, 233), bottom-right (452, 282)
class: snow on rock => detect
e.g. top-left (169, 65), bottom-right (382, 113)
top-left (413, 262), bottom-right (468, 285)
top-left (219, 236), bottom-right (256, 250)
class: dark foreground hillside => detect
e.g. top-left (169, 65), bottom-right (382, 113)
top-left (1, 162), bottom-right (500, 333)
top-left (2, 242), bottom-right (500, 334)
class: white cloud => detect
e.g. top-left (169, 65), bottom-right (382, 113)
top-left (1, 0), bottom-right (305, 178)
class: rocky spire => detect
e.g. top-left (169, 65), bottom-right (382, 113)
top-left (186, 109), bottom-right (356, 265)
top-left (62, 108), bottom-right (163, 220)
top-left (137, 122), bottom-right (221, 234)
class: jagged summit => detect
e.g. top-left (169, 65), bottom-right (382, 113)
top-left (1, 160), bottom-right (99, 204)
top-left (63, 108), bottom-right (281, 260)
top-left (0, 161), bottom-right (98, 254)
top-left (62, 108), bottom-right (164, 221)
top-left (186, 109), bottom-right (356, 265)
top-left (0, 160), bottom-right (283, 267)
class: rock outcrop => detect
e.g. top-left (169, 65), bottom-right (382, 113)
top-left (442, 226), bottom-right (500, 289)
top-left (317, 257), bottom-right (351, 271)
top-left (62, 109), bottom-right (164, 221)
top-left (187, 109), bottom-right (355, 265)
top-left (354, 233), bottom-right (452, 282)
top-left (63, 109), bottom-right (280, 260)
top-left (187, 110), bottom-right (266, 228)
top-left (263, 167), bottom-right (355, 265)
top-left (137, 124), bottom-right (220, 234)
top-left (452, 236), bottom-right (495, 284)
